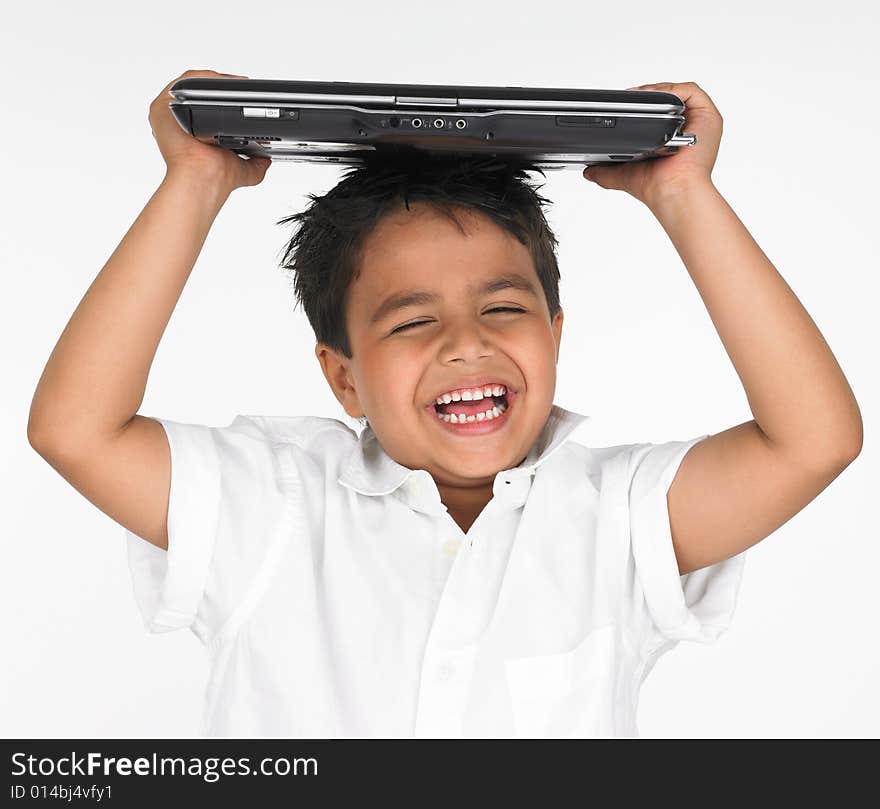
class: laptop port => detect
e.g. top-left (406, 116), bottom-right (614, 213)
top-left (433, 118), bottom-right (444, 128)
top-left (455, 119), bottom-right (466, 129)
top-left (412, 118), bottom-right (423, 128)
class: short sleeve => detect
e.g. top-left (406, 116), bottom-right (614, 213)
top-left (125, 416), bottom-right (294, 646)
top-left (625, 434), bottom-right (747, 656)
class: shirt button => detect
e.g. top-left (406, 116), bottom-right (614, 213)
top-left (435, 661), bottom-right (456, 683)
top-left (442, 538), bottom-right (460, 559)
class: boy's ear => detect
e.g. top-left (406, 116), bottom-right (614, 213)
top-left (314, 343), bottom-right (364, 419)
top-left (552, 307), bottom-right (564, 363)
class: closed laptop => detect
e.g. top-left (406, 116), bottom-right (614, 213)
top-left (168, 77), bottom-right (696, 170)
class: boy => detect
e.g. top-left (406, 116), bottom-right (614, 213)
top-left (27, 70), bottom-right (862, 737)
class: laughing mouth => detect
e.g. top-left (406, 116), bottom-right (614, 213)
top-left (431, 390), bottom-right (511, 424)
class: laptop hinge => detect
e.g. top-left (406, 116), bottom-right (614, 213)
top-left (395, 96), bottom-right (457, 107)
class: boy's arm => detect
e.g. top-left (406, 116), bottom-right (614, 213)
top-left (647, 180), bottom-right (862, 576)
top-left (28, 170), bottom-right (231, 447)
top-left (27, 69), bottom-right (269, 551)
top-left (27, 170), bottom-right (232, 549)
top-left (585, 82), bottom-right (862, 577)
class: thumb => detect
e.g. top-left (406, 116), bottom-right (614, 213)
top-left (583, 164), bottom-right (618, 190)
top-left (244, 155), bottom-right (272, 185)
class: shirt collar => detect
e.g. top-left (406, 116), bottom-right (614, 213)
top-left (337, 403), bottom-right (590, 515)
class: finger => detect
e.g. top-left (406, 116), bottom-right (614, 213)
top-left (158, 70), bottom-right (248, 98)
top-left (243, 156), bottom-right (272, 185)
top-left (643, 81), bottom-right (719, 116)
top-left (192, 70), bottom-right (249, 78)
top-left (581, 162), bottom-right (625, 192)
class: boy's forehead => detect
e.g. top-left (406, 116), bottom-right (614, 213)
top-left (355, 203), bottom-right (533, 293)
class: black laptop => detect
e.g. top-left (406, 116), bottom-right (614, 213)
top-left (168, 77), bottom-right (696, 170)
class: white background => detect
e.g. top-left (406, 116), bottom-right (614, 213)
top-left (3, 0), bottom-right (877, 738)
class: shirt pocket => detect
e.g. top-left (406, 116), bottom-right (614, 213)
top-left (503, 623), bottom-right (627, 737)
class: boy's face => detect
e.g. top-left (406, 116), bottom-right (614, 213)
top-left (316, 201), bottom-right (563, 497)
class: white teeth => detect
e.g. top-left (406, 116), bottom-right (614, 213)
top-left (434, 401), bottom-right (508, 424)
top-left (434, 384), bottom-right (507, 404)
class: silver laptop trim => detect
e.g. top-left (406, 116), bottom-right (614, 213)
top-left (169, 89), bottom-right (682, 115)
top-left (169, 100), bottom-right (685, 119)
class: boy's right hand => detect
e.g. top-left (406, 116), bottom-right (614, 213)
top-left (149, 69), bottom-right (271, 192)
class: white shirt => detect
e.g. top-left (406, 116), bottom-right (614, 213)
top-left (126, 404), bottom-right (746, 738)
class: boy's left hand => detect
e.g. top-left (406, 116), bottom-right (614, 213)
top-left (582, 81), bottom-right (723, 207)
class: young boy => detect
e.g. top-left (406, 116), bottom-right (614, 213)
top-left (27, 70), bottom-right (862, 738)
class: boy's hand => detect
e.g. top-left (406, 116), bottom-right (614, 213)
top-left (148, 69), bottom-right (271, 192)
top-left (582, 81), bottom-right (722, 207)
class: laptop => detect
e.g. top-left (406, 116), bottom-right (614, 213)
top-left (167, 77), bottom-right (696, 170)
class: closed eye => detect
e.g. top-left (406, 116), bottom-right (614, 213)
top-left (391, 307), bottom-right (525, 334)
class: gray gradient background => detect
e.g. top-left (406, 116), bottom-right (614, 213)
top-left (3, 0), bottom-right (877, 737)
